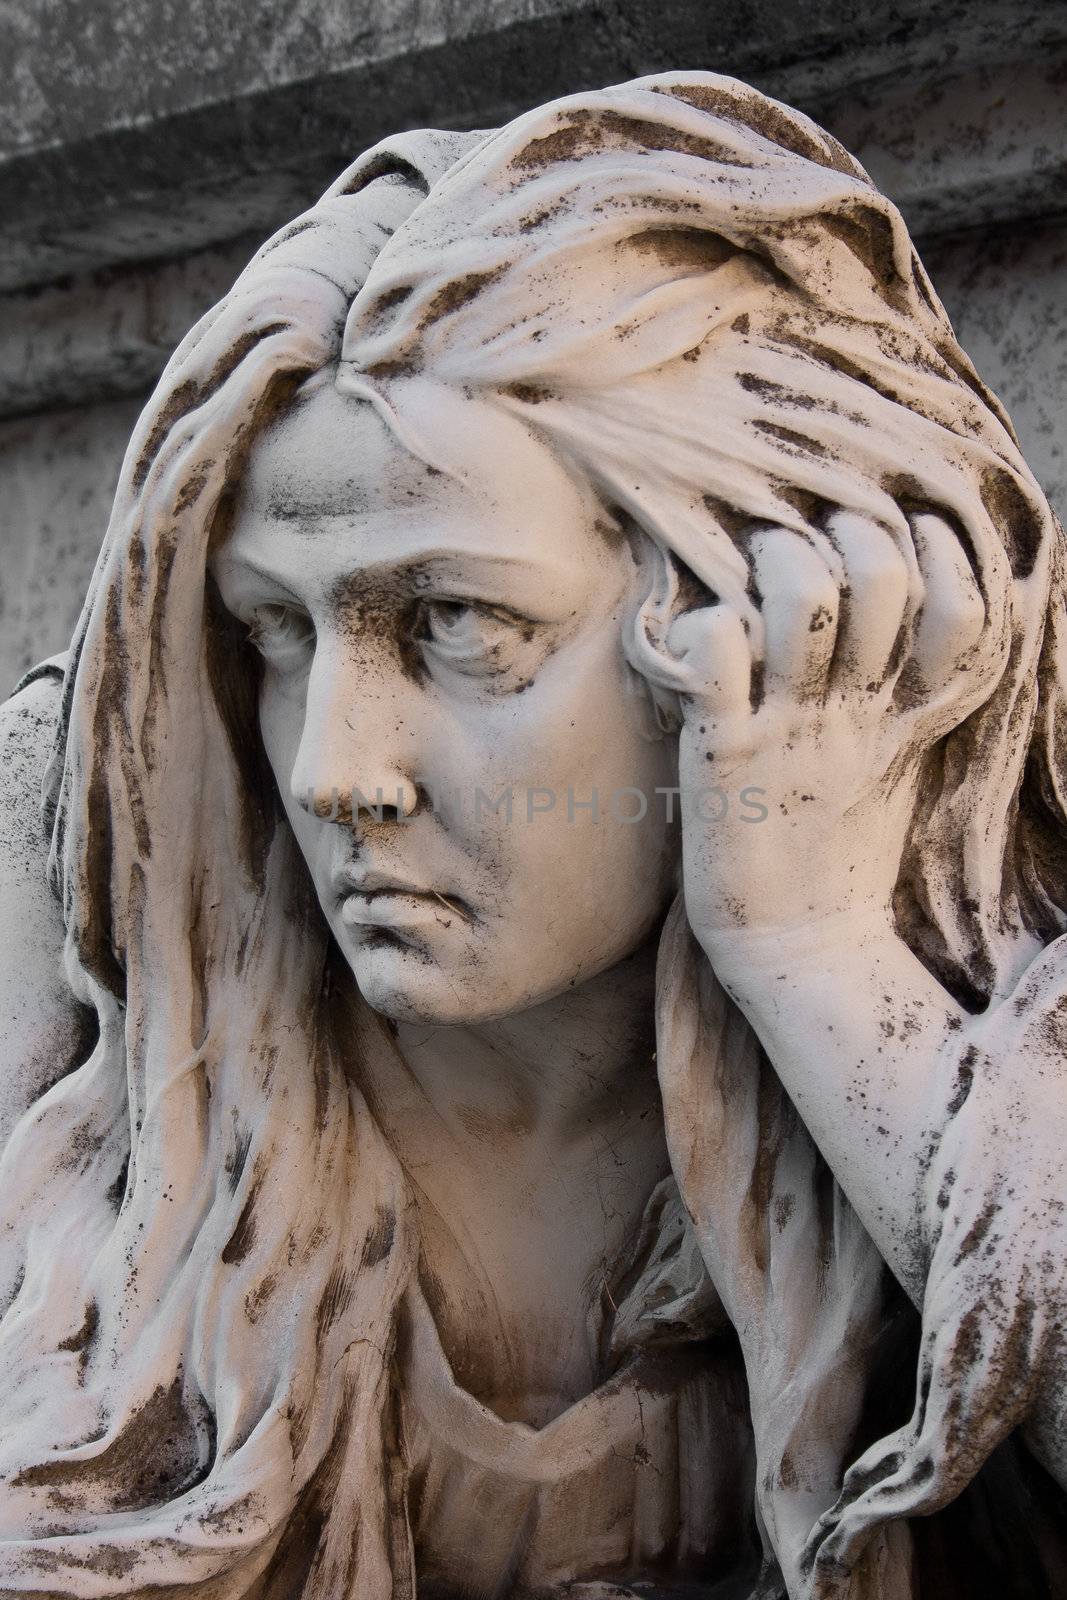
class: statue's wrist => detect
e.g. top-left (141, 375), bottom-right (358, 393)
top-left (693, 899), bottom-right (898, 989)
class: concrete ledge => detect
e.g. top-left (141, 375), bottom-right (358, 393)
top-left (824, 57), bottom-right (1067, 240)
top-left (1, 40), bottom-right (1064, 424)
top-left (0, 236), bottom-right (257, 420)
top-left (3, 0), bottom-right (1065, 292)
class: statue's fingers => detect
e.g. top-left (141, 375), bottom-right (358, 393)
top-left (748, 527), bottom-right (839, 702)
top-left (806, 1423), bottom-right (920, 1577)
top-left (909, 511), bottom-right (986, 690)
top-left (825, 511), bottom-right (916, 690)
top-left (818, 1276), bottom-right (1040, 1580)
top-left (666, 603), bottom-right (752, 722)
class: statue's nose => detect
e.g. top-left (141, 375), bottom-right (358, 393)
top-left (289, 646), bottom-right (421, 825)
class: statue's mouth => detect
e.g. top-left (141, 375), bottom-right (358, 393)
top-left (335, 869), bottom-right (476, 930)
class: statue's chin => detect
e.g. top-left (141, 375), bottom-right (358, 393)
top-left (343, 931), bottom-right (593, 1029)
top-left (343, 935), bottom-right (505, 1028)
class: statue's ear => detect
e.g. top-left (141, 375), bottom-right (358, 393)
top-left (625, 535), bottom-right (748, 717)
top-left (622, 664), bottom-right (684, 739)
top-left (652, 554), bottom-right (725, 730)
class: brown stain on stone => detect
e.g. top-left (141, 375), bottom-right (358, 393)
top-left (752, 420), bottom-right (828, 458)
top-left (504, 381), bottom-right (557, 404)
top-left (337, 151), bottom-right (431, 200)
top-left (703, 492), bottom-right (758, 543)
top-left (980, 466), bottom-right (1043, 580)
top-left (511, 111), bottom-right (605, 170)
top-left (13, 1376), bottom-right (204, 1513)
top-left (739, 371), bottom-right (870, 428)
top-left (315, 1264), bottom-right (356, 1346)
top-left (105, 1153), bottom-right (129, 1211)
top-left (669, 552), bottom-right (717, 615)
top-left (173, 467), bottom-right (210, 514)
top-left (361, 1205), bottom-right (397, 1269)
top-left (821, 210), bottom-right (908, 310)
top-left (131, 379), bottom-right (199, 492)
top-left (57, 1299), bottom-right (99, 1385)
top-left (57, 1117), bottom-right (109, 1177)
top-left (225, 1125), bottom-right (253, 1197)
top-left (244, 1271), bottom-right (279, 1324)
top-left (420, 267), bottom-right (505, 330)
top-left (744, 1055), bottom-right (789, 1276)
top-left (374, 285), bottom-right (413, 316)
top-left (511, 107), bottom-right (753, 174)
top-left (328, 559), bottom-right (463, 692)
top-left (195, 1489), bottom-right (261, 1536)
top-left (362, 356), bottom-right (421, 381)
top-left (651, 82), bottom-right (858, 178)
top-left (132, 325), bottom-right (288, 493)
top-left (955, 1197), bottom-right (1000, 1263)
top-left (623, 227), bottom-right (734, 272)
top-left (787, 337), bottom-right (906, 416)
top-left (947, 1045), bottom-right (978, 1117)
top-left (593, 514), bottom-right (626, 548)
top-left (221, 1172), bottom-right (262, 1266)
top-left (518, 199), bottom-right (568, 232)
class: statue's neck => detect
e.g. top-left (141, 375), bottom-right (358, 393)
top-left (342, 937), bottom-right (672, 1423)
top-left (387, 936), bottom-right (662, 1149)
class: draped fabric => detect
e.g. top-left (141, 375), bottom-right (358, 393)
top-left (0, 70), bottom-right (1064, 1600)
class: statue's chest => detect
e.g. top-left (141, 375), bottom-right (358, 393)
top-left (409, 1197), bottom-right (609, 1426)
top-left (395, 1276), bottom-right (758, 1596)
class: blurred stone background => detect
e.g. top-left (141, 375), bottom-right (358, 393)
top-left (1, 0), bottom-right (1064, 692)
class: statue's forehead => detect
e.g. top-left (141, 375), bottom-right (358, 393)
top-left (240, 375), bottom-right (600, 530)
top-left (218, 380), bottom-right (621, 615)
top-left (241, 381), bottom-right (444, 520)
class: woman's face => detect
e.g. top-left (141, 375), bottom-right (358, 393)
top-left (212, 375), bottom-right (679, 1024)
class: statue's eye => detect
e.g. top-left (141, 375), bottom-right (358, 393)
top-left (246, 603), bottom-right (315, 670)
top-left (417, 599), bottom-right (518, 672)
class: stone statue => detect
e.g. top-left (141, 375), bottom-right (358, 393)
top-left (0, 69), bottom-right (1065, 1600)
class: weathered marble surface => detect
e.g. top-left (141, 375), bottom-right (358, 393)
top-left (0, 68), bottom-right (1066, 1600)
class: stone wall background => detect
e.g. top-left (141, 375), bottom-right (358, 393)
top-left (1, 0), bottom-right (1064, 693)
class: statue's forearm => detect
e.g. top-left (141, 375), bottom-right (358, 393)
top-left (702, 909), bottom-right (971, 1304)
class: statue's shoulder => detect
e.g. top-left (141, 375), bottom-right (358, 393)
top-left (0, 657), bottom-right (94, 1147)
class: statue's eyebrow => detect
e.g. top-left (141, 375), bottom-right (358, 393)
top-left (324, 549), bottom-right (578, 619)
top-left (391, 550), bottom-right (565, 587)
top-left (213, 552), bottom-right (305, 608)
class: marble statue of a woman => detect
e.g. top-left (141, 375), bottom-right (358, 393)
top-left (1, 69), bottom-right (1066, 1600)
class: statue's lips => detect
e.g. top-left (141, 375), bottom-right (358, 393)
top-left (337, 886), bottom-right (469, 930)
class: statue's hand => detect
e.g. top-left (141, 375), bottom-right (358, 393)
top-left (803, 938), bottom-right (1067, 1567)
top-left (670, 510), bottom-right (986, 958)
